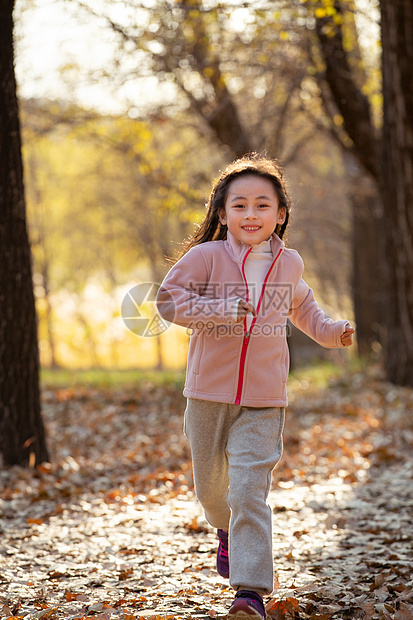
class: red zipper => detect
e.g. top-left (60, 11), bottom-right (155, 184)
top-left (235, 247), bottom-right (283, 405)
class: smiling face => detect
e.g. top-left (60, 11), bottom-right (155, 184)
top-left (219, 175), bottom-right (286, 246)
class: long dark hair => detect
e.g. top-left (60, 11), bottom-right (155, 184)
top-left (180, 153), bottom-right (291, 258)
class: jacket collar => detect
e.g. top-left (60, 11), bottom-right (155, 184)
top-left (225, 230), bottom-right (284, 263)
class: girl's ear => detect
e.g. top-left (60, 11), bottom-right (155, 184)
top-left (218, 208), bottom-right (227, 225)
top-left (277, 207), bottom-right (287, 224)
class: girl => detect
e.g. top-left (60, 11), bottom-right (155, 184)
top-left (156, 154), bottom-right (354, 620)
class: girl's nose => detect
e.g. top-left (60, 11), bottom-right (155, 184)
top-left (245, 207), bottom-right (257, 218)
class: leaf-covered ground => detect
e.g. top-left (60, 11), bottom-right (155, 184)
top-left (1, 365), bottom-right (413, 620)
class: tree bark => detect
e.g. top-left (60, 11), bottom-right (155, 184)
top-left (380, 0), bottom-right (413, 385)
top-left (349, 173), bottom-right (386, 357)
top-left (0, 0), bottom-right (49, 465)
top-left (315, 2), bottom-right (381, 180)
top-left (26, 149), bottom-right (60, 368)
top-left (314, 2), bottom-right (385, 358)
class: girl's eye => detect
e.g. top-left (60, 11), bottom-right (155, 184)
top-left (233, 204), bottom-right (245, 209)
top-left (258, 204), bottom-right (269, 209)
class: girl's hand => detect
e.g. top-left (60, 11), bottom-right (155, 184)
top-left (236, 299), bottom-right (257, 322)
top-left (341, 324), bottom-right (355, 347)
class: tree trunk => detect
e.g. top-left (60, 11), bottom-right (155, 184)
top-left (0, 0), bottom-right (49, 465)
top-left (348, 169), bottom-right (386, 357)
top-left (314, 3), bottom-right (385, 361)
top-left (26, 149), bottom-right (60, 368)
top-left (43, 264), bottom-right (59, 368)
top-left (380, 0), bottom-right (413, 385)
top-left (149, 258), bottom-right (165, 371)
top-left (76, 310), bottom-right (102, 368)
top-left (175, 0), bottom-right (252, 158)
top-left (154, 336), bottom-right (164, 372)
top-left (315, 3), bottom-right (381, 179)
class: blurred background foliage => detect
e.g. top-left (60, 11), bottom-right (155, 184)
top-left (14, 0), bottom-right (382, 370)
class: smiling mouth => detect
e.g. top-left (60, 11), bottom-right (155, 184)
top-left (242, 226), bottom-right (261, 231)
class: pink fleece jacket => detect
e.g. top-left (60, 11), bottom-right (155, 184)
top-left (156, 231), bottom-right (348, 407)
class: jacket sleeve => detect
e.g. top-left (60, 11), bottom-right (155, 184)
top-left (156, 247), bottom-right (240, 328)
top-left (289, 279), bottom-right (349, 348)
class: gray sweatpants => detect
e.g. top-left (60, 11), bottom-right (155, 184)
top-left (184, 398), bottom-right (285, 594)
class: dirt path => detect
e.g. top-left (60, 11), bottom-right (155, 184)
top-left (1, 368), bottom-right (413, 619)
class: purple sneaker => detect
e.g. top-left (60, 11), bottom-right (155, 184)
top-left (228, 590), bottom-right (266, 619)
top-left (216, 529), bottom-right (229, 578)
